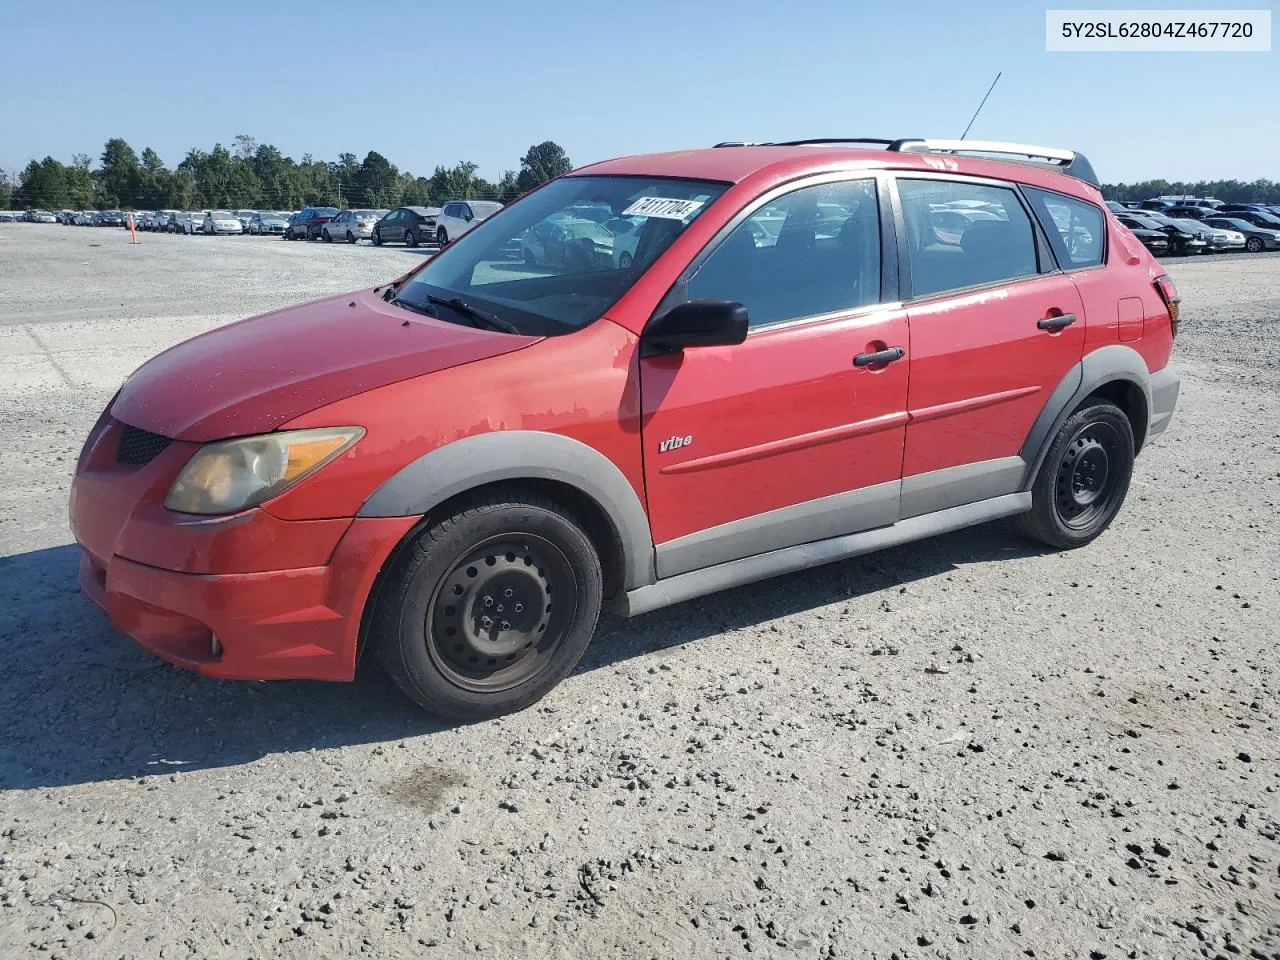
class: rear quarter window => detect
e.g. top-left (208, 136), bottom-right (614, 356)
top-left (1024, 187), bottom-right (1105, 269)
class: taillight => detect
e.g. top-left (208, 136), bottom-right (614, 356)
top-left (1154, 274), bottom-right (1181, 339)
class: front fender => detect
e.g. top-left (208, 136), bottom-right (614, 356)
top-left (357, 430), bottom-right (655, 590)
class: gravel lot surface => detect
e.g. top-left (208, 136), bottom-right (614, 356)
top-left (0, 226), bottom-right (1276, 960)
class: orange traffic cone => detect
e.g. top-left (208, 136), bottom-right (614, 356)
top-left (128, 213), bottom-right (140, 245)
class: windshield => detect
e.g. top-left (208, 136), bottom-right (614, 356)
top-left (353, 210), bottom-right (377, 219)
top-left (395, 175), bottom-right (728, 335)
top-left (211, 210), bottom-right (233, 218)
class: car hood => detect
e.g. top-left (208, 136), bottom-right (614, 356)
top-left (112, 288), bottom-right (542, 442)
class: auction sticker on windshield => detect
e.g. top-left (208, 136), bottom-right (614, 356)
top-left (621, 197), bottom-right (705, 219)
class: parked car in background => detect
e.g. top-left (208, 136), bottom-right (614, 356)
top-left (0, 211), bottom-right (20, 222)
top-left (434, 200), bottom-right (502, 245)
top-left (1132, 211), bottom-right (1208, 255)
top-left (1201, 216), bottom-right (1280, 252)
top-left (1219, 208), bottom-right (1280, 231)
top-left (1172, 217), bottom-right (1245, 252)
top-left (74, 211), bottom-right (97, 226)
top-left (203, 210), bottom-right (245, 235)
top-left (285, 206), bottom-right (338, 240)
top-left (324, 209), bottom-right (385, 243)
top-left (234, 210), bottom-right (257, 230)
top-left (371, 206), bottom-right (440, 247)
top-left (154, 210), bottom-right (179, 232)
top-left (1114, 213), bottom-right (1170, 255)
top-left (175, 211), bottom-right (208, 234)
top-left (97, 210), bottom-right (125, 227)
top-left (248, 212), bottom-right (290, 235)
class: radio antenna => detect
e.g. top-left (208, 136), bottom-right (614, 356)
top-left (960, 71), bottom-right (1002, 139)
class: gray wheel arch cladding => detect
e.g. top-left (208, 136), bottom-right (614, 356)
top-left (357, 430), bottom-right (656, 590)
top-left (1019, 344), bottom-right (1154, 489)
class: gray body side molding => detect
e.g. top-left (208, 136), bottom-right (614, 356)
top-left (620, 492), bottom-right (1031, 618)
top-left (1019, 344), bottom-right (1153, 489)
top-left (358, 431), bottom-right (656, 590)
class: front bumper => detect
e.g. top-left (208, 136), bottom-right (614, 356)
top-left (1147, 365), bottom-right (1180, 443)
top-left (78, 515), bottom-right (414, 681)
top-left (70, 415), bottom-right (416, 681)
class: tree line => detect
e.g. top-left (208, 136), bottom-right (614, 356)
top-left (0, 136), bottom-right (573, 211)
top-left (3, 142), bottom-right (1279, 211)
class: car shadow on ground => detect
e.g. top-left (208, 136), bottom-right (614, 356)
top-left (0, 527), bottom-right (1047, 791)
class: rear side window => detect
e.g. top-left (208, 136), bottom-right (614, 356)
top-left (897, 179), bottom-right (1038, 298)
top-left (686, 178), bottom-right (881, 329)
top-left (1025, 187), bottom-right (1105, 269)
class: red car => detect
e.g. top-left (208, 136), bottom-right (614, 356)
top-left (71, 137), bottom-right (1181, 719)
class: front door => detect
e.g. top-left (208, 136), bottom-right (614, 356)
top-left (894, 176), bottom-right (1086, 517)
top-left (639, 177), bottom-right (910, 579)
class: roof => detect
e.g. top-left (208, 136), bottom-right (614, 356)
top-left (573, 144), bottom-right (1101, 201)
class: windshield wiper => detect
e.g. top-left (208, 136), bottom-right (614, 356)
top-left (389, 296), bottom-right (436, 318)
top-left (426, 295), bottom-right (519, 334)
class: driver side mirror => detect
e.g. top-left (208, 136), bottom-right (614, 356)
top-left (643, 300), bottom-right (749, 353)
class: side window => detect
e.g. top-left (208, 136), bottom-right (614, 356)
top-left (443, 203), bottom-right (457, 218)
top-left (1025, 187), bottom-right (1105, 269)
top-left (897, 179), bottom-right (1038, 298)
top-left (686, 178), bottom-right (881, 329)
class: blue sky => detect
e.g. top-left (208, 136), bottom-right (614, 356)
top-left (2, 0), bottom-right (1276, 184)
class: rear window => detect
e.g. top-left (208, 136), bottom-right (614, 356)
top-left (897, 179), bottom-right (1038, 297)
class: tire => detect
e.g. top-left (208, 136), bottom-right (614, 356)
top-left (323, 229), bottom-right (333, 242)
top-left (618, 251), bottom-right (633, 269)
top-left (372, 492), bottom-right (604, 720)
top-left (405, 229), bottom-right (418, 248)
top-left (436, 227), bottom-right (448, 245)
top-left (372, 229), bottom-right (382, 246)
top-left (346, 231), bottom-right (356, 243)
top-left (1009, 400), bottom-right (1135, 550)
top-left (1245, 237), bottom-right (1263, 253)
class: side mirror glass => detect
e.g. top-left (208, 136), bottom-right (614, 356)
top-left (643, 300), bottom-right (748, 353)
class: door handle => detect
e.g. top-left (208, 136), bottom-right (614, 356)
top-left (1037, 313), bottom-right (1077, 331)
top-left (853, 346), bottom-right (906, 367)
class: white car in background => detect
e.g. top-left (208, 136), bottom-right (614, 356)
top-left (174, 212), bottom-right (207, 234)
top-left (433, 200), bottom-right (503, 245)
top-left (202, 211), bottom-right (243, 235)
top-left (154, 210), bottom-right (180, 232)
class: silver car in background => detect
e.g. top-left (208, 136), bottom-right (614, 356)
top-left (323, 209), bottom-right (385, 243)
top-left (1173, 218), bottom-right (1244, 252)
top-left (203, 211), bottom-right (244, 235)
top-left (248, 212), bottom-right (290, 235)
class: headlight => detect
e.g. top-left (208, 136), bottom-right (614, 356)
top-left (165, 427), bottom-right (363, 515)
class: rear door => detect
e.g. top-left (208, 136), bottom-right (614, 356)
top-left (639, 175), bottom-right (910, 578)
top-left (894, 175), bottom-right (1085, 517)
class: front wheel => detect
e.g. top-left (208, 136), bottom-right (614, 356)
top-left (346, 231), bottom-right (356, 243)
top-left (1009, 401), bottom-right (1135, 550)
top-left (371, 229), bottom-right (382, 246)
top-left (1245, 237), bottom-right (1263, 253)
top-left (436, 227), bottom-right (448, 245)
top-left (372, 493), bottom-right (603, 720)
top-left (323, 229), bottom-right (333, 242)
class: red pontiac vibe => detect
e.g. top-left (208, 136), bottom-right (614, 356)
top-left (70, 138), bottom-right (1181, 719)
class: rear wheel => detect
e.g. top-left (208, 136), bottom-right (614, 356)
top-left (405, 229), bottom-right (418, 248)
top-left (323, 228), bottom-right (333, 242)
top-left (372, 493), bottom-right (603, 720)
top-left (346, 231), bottom-right (356, 243)
top-left (1010, 400), bottom-right (1134, 549)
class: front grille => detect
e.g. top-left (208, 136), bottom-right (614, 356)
top-left (117, 424), bottom-right (172, 467)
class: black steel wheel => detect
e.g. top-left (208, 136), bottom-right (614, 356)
top-left (426, 534), bottom-right (573, 693)
top-left (371, 228), bottom-right (382, 246)
top-left (436, 226), bottom-right (448, 245)
top-left (346, 230), bottom-right (356, 243)
top-left (372, 492), bottom-right (603, 720)
top-left (1010, 400), bottom-right (1135, 549)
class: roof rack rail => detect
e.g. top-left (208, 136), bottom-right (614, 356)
top-left (889, 139), bottom-right (1097, 187)
top-left (712, 137), bottom-right (1099, 188)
